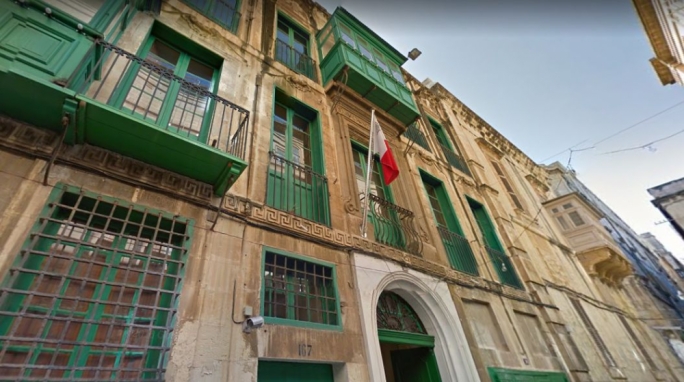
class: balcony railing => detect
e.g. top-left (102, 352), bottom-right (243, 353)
top-left (437, 227), bottom-right (478, 275)
top-left (181, 0), bottom-right (241, 34)
top-left (266, 152), bottom-right (330, 226)
top-left (364, 193), bottom-right (423, 256)
top-left (275, 39), bottom-right (317, 82)
top-left (486, 246), bottom-right (523, 289)
top-left (439, 144), bottom-right (471, 176)
top-left (403, 123), bottom-right (431, 152)
top-left (69, 40), bottom-right (250, 161)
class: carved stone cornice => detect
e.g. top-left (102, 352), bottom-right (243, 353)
top-left (0, 117), bottom-right (214, 201)
top-left (525, 173), bottom-right (549, 193)
top-left (475, 137), bottom-right (505, 159)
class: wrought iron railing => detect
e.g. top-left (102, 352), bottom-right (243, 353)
top-left (364, 193), bottom-right (422, 256)
top-left (437, 227), bottom-right (478, 275)
top-left (266, 152), bottom-right (330, 226)
top-left (274, 39), bottom-right (317, 81)
top-left (69, 40), bottom-right (250, 161)
top-left (439, 144), bottom-right (471, 176)
top-left (403, 123), bottom-right (431, 152)
top-left (486, 246), bottom-right (523, 289)
top-left (181, 0), bottom-right (241, 34)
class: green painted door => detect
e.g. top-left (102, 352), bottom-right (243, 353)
top-left (258, 361), bottom-right (334, 382)
top-left (267, 102), bottom-right (327, 224)
top-left (391, 347), bottom-right (442, 382)
top-left (352, 144), bottom-right (405, 249)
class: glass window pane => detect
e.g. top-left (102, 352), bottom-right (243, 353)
top-left (338, 24), bottom-right (356, 47)
top-left (147, 40), bottom-right (181, 70)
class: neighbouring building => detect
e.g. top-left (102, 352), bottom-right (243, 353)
top-left (1, 1), bottom-right (684, 381)
top-left (632, 0), bottom-right (684, 86)
top-left (641, 232), bottom-right (684, 294)
top-left (649, 177), bottom-right (684, 242)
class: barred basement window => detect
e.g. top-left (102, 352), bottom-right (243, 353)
top-left (262, 252), bottom-right (339, 328)
top-left (0, 185), bottom-right (190, 381)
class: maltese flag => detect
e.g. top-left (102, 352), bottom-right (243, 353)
top-left (371, 113), bottom-right (399, 185)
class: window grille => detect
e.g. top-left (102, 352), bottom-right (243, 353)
top-left (0, 187), bottom-right (190, 381)
top-left (263, 252), bottom-right (338, 326)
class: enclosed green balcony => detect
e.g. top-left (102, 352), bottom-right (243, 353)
top-left (316, 7), bottom-right (419, 126)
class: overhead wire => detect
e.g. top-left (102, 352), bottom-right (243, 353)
top-left (539, 98), bottom-right (684, 163)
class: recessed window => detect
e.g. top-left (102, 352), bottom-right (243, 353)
top-left (182, 0), bottom-right (240, 33)
top-left (562, 203), bottom-right (573, 210)
top-left (275, 14), bottom-right (316, 81)
top-left (262, 252), bottom-right (339, 328)
top-left (0, 186), bottom-right (190, 380)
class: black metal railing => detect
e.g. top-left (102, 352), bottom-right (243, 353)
top-left (403, 123), bottom-right (431, 152)
top-left (364, 193), bottom-right (422, 256)
top-left (69, 40), bottom-right (250, 161)
top-left (486, 246), bottom-right (523, 289)
top-left (437, 227), bottom-right (478, 275)
top-left (439, 144), bottom-right (471, 176)
top-left (181, 0), bottom-right (241, 34)
top-left (266, 152), bottom-right (330, 226)
top-left (275, 39), bottom-right (317, 81)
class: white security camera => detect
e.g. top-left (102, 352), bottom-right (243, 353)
top-left (242, 316), bottom-right (265, 333)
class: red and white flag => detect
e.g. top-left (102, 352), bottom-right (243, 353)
top-left (371, 113), bottom-right (399, 185)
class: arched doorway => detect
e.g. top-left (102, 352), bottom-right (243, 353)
top-left (377, 291), bottom-right (443, 382)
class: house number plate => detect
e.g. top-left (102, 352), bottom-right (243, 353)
top-left (298, 344), bottom-right (312, 357)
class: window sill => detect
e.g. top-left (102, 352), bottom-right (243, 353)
top-left (263, 316), bottom-right (343, 332)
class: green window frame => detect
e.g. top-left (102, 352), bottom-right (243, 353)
top-left (419, 170), bottom-right (478, 275)
top-left (0, 184), bottom-right (192, 380)
top-left (429, 118), bottom-right (470, 175)
top-left (466, 197), bottom-right (522, 289)
top-left (266, 89), bottom-right (329, 225)
top-left (260, 248), bottom-right (342, 331)
top-left (181, 0), bottom-right (241, 33)
top-left (275, 13), bottom-right (316, 81)
top-left (109, 30), bottom-right (221, 144)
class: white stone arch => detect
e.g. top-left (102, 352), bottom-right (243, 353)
top-left (353, 254), bottom-right (480, 382)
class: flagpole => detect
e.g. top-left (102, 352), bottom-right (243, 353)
top-left (360, 109), bottom-right (375, 237)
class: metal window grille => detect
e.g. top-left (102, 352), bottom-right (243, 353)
top-left (0, 188), bottom-right (190, 381)
top-left (263, 252), bottom-right (338, 326)
top-left (570, 298), bottom-right (617, 368)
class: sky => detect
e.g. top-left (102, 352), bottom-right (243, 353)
top-left (316, 0), bottom-right (684, 259)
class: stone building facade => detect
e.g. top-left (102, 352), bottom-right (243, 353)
top-left (0, 0), bottom-right (683, 381)
top-left (632, 0), bottom-right (684, 86)
top-left (649, 177), bottom-right (684, 242)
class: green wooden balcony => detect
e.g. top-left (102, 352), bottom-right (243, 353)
top-left (0, 36), bottom-right (250, 196)
top-left (316, 8), bottom-right (419, 126)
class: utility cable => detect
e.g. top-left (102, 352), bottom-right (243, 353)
top-left (599, 127), bottom-right (684, 155)
top-left (539, 99), bottom-right (684, 163)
